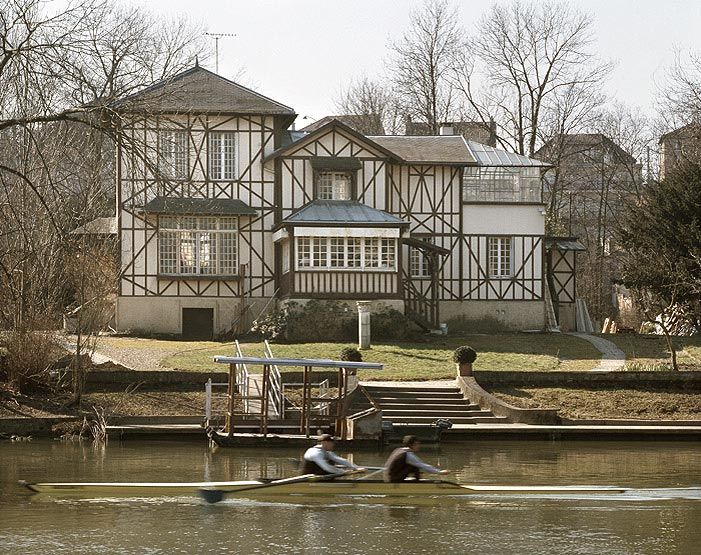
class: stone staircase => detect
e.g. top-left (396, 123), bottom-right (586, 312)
top-left (363, 384), bottom-right (508, 427)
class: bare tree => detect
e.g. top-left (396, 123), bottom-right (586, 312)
top-left (657, 49), bottom-right (701, 128)
top-left (388, 0), bottom-right (466, 133)
top-left (334, 76), bottom-right (403, 135)
top-left (453, 0), bottom-right (612, 157)
top-left (0, 0), bottom-right (207, 399)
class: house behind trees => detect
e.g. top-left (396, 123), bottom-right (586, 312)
top-left (535, 134), bottom-right (642, 324)
top-left (659, 123), bottom-right (701, 180)
top-left (113, 65), bottom-right (576, 339)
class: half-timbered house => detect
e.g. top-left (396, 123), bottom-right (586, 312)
top-left (114, 66), bottom-right (556, 338)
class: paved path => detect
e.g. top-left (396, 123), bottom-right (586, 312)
top-left (63, 341), bottom-right (133, 368)
top-left (567, 332), bottom-right (626, 372)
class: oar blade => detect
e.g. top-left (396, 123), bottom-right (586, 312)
top-left (199, 488), bottom-right (225, 504)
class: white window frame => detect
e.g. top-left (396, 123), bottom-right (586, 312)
top-left (159, 130), bottom-right (189, 180)
top-left (488, 236), bottom-right (513, 279)
top-left (316, 171), bottom-right (352, 200)
top-left (158, 216), bottom-right (238, 276)
top-left (208, 131), bottom-right (237, 181)
top-left (295, 236), bottom-right (396, 271)
top-left (410, 238), bottom-right (434, 278)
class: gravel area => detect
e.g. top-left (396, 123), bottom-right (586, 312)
top-left (86, 336), bottom-right (200, 371)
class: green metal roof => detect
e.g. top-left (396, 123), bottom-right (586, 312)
top-left (141, 197), bottom-right (257, 216)
top-left (282, 200), bottom-right (408, 226)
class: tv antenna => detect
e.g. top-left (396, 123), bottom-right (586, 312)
top-left (204, 32), bottom-right (237, 74)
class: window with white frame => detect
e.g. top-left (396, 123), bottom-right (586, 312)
top-left (158, 216), bottom-right (237, 276)
top-left (208, 131), bottom-right (237, 180)
top-left (316, 171), bottom-right (352, 200)
top-left (410, 238), bottom-right (434, 278)
top-left (296, 237), bottom-right (396, 270)
top-left (488, 236), bottom-right (513, 278)
top-left (159, 130), bottom-right (188, 180)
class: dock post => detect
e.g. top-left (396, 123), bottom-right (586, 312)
top-left (261, 364), bottom-right (270, 437)
top-left (226, 363), bottom-right (236, 437)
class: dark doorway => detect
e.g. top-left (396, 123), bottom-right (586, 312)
top-left (182, 308), bottom-right (214, 340)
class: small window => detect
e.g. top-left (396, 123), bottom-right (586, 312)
top-left (317, 171), bottom-right (352, 200)
top-left (488, 237), bottom-right (513, 278)
top-left (410, 238), bottom-right (434, 278)
top-left (209, 132), bottom-right (237, 180)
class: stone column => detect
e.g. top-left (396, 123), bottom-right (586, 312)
top-left (357, 301), bottom-right (371, 350)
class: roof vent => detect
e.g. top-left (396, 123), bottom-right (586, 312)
top-left (439, 125), bottom-right (454, 136)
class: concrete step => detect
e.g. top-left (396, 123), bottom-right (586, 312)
top-left (372, 397), bottom-right (467, 405)
top-left (365, 385), bottom-right (460, 393)
top-left (382, 409), bottom-right (489, 417)
top-left (377, 402), bottom-right (481, 411)
top-left (370, 393), bottom-right (464, 403)
top-left (365, 388), bottom-right (461, 396)
top-left (386, 415), bottom-right (508, 425)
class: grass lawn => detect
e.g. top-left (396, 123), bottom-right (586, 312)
top-left (159, 333), bottom-right (601, 380)
top-left (602, 334), bottom-right (701, 371)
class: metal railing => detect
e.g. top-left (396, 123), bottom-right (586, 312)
top-left (263, 340), bottom-right (284, 418)
top-left (234, 340), bottom-right (251, 414)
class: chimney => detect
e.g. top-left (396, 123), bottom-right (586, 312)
top-left (439, 125), bottom-right (454, 136)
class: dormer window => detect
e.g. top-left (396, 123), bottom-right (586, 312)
top-left (317, 171), bottom-right (352, 200)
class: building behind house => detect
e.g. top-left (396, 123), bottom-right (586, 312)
top-left (659, 122), bottom-right (701, 179)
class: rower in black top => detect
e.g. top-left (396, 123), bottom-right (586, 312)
top-left (300, 434), bottom-right (367, 476)
top-left (384, 435), bottom-right (450, 483)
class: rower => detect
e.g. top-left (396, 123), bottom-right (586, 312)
top-left (384, 435), bottom-right (450, 483)
top-left (300, 434), bottom-right (366, 476)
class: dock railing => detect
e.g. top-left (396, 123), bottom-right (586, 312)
top-left (263, 340), bottom-right (284, 419)
top-left (214, 355), bottom-right (383, 440)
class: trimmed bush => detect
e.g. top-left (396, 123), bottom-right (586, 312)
top-left (340, 347), bottom-right (362, 362)
top-left (452, 345), bottom-right (477, 364)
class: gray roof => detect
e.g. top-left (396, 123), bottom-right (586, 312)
top-left (466, 141), bottom-right (550, 167)
top-left (70, 216), bottom-right (117, 235)
top-left (300, 114), bottom-right (385, 135)
top-left (282, 200), bottom-right (408, 226)
top-left (368, 135), bottom-right (475, 164)
top-left (141, 197), bottom-right (257, 216)
top-left (114, 66), bottom-right (295, 115)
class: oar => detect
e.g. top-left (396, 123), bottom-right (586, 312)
top-left (199, 474), bottom-right (318, 504)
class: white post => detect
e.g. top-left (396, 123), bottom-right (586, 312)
top-left (357, 301), bottom-right (371, 350)
top-left (205, 378), bottom-right (212, 424)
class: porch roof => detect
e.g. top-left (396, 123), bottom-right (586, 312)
top-left (140, 197), bottom-right (257, 216)
top-left (545, 237), bottom-right (586, 251)
top-left (280, 200), bottom-right (409, 227)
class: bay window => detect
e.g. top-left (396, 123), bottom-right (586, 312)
top-left (295, 237), bottom-right (396, 270)
top-left (159, 216), bottom-right (237, 276)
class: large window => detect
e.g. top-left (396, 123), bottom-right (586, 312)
top-left (463, 167), bottom-right (541, 203)
top-left (159, 131), bottom-right (189, 180)
top-left (316, 171), bottom-right (352, 200)
top-left (159, 216), bottom-right (237, 276)
top-left (488, 237), bottom-right (513, 278)
top-left (296, 237), bottom-right (395, 270)
top-left (209, 132), bottom-right (237, 180)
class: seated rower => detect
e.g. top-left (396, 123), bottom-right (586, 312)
top-left (301, 434), bottom-right (366, 476)
top-left (384, 435), bottom-right (450, 483)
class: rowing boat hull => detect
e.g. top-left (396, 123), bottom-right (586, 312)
top-left (23, 479), bottom-right (627, 498)
top-left (206, 480), bottom-right (628, 499)
top-left (22, 480), bottom-right (262, 496)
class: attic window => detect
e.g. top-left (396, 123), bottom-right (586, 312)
top-left (316, 171), bottom-right (352, 200)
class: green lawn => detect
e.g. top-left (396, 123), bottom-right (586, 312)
top-left (602, 334), bottom-right (701, 370)
top-left (161, 333), bottom-right (601, 380)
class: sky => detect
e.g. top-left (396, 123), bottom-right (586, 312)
top-left (137, 0), bottom-right (701, 124)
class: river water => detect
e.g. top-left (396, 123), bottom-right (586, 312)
top-left (1, 439), bottom-right (700, 554)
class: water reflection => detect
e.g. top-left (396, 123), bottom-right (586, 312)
top-left (1, 440), bottom-right (700, 555)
